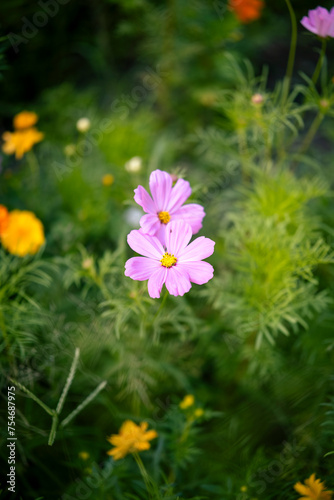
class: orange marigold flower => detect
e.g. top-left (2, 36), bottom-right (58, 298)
top-left (2, 128), bottom-right (44, 160)
top-left (106, 420), bottom-right (157, 460)
top-left (229, 0), bottom-right (264, 23)
top-left (13, 111), bottom-right (38, 130)
top-left (1, 210), bottom-right (45, 257)
top-left (294, 473), bottom-right (333, 500)
top-left (0, 205), bottom-right (9, 235)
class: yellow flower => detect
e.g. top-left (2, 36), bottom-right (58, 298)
top-left (2, 128), bottom-right (44, 159)
top-left (0, 205), bottom-right (9, 235)
top-left (240, 485), bottom-right (248, 492)
top-left (294, 473), bottom-right (333, 500)
top-left (194, 408), bottom-right (204, 418)
top-left (13, 111), bottom-right (38, 130)
top-left (179, 394), bottom-right (195, 409)
top-left (1, 210), bottom-right (45, 257)
top-left (106, 420), bottom-right (157, 460)
top-left (102, 174), bottom-right (114, 186)
top-left (78, 451), bottom-right (90, 460)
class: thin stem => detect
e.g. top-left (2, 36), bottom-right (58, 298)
top-left (282, 0), bottom-right (298, 104)
top-left (9, 378), bottom-right (54, 417)
top-left (48, 414), bottom-right (59, 446)
top-left (312, 38), bottom-right (327, 86)
top-left (152, 289), bottom-right (169, 323)
top-left (60, 380), bottom-right (107, 428)
top-left (56, 347), bottom-right (80, 414)
top-left (133, 452), bottom-right (155, 496)
top-left (297, 111), bottom-right (324, 156)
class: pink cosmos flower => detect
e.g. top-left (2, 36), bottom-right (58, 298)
top-left (134, 169), bottom-right (205, 244)
top-left (125, 221), bottom-right (215, 298)
top-left (301, 7), bottom-right (334, 38)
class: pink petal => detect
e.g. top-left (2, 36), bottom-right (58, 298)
top-left (138, 228), bottom-right (165, 254)
top-left (316, 12), bottom-right (330, 37)
top-left (127, 230), bottom-right (164, 260)
top-left (172, 204), bottom-right (205, 234)
top-left (165, 266), bottom-right (192, 296)
top-left (148, 267), bottom-right (167, 298)
top-left (167, 179), bottom-right (191, 212)
top-left (140, 214), bottom-right (160, 235)
top-left (154, 223), bottom-right (167, 247)
top-left (177, 261), bottom-right (214, 285)
top-left (125, 257), bottom-right (160, 280)
top-left (178, 236), bottom-right (215, 262)
top-left (329, 9), bottom-right (334, 35)
top-left (302, 7), bottom-right (334, 37)
top-left (149, 170), bottom-right (172, 212)
top-left (134, 185), bottom-right (156, 213)
top-left (301, 16), bottom-right (318, 34)
top-left (165, 221), bottom-right (192, 256)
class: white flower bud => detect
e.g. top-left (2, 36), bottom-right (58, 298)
top-left (125, 156), bottom-right (142, 173)
top-left (76, 117), bottom-right (91, 133)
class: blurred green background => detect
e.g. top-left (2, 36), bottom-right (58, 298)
top-left (1, 1), bottom-right (334, 499)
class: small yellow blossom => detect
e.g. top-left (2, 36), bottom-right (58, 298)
top-left (1, 210), bottom-right (45, 257)
top-left (106, 420), bottom-right (157, 460)
top-left (179, 394), bottom-right (195, 409)
top-left (13, 111), bottom-right (38, 130)
top-left (2, 128), bottom-right (44, 159)
top-left (194, 408), bottom-right (204, 418)
top-left (78, 451), bottom-right (90, 460)
top-left (0, 205), bottom-right (9, 235)
top-left (102, 174), bottom-right (114, 186)
top-left (294, 473), bottom-right (333, 500)
top-left (64, 144), bottom-right (76, 156)
top-left (240, 485), bottom-right (248, 492)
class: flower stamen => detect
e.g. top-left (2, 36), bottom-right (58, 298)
top-left (158, 211), bottom-right (171, 224)
top-left (160, 252), bottom-right (177, 268)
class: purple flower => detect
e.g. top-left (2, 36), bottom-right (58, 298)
top-left (134, 169), bottom-right (205, 244)
top-left (301, 7), bottom-right (334, 38)
top-left (125, 221), bottom-right (215, 298)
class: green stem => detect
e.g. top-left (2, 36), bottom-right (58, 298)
top-left (133, 452), bottom-right (155, 496)
top-left (60, 380), bottom-right (107, 428)
top-left (56, 347), bottom-right (80, 414)
top-left (152, 289), bottom-right (169, 323)
top-left (9, 378), bottom-right (54, 417)
top-left (297, 111), bottom-right (324, 156)
top-left (312, 38), bottom-right (327, 86)
top-left (48, 413), bottom-right (59, 446)
top-left (282, 0), bottom-right (298, 104)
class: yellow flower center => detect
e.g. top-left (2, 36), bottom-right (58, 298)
top-left (158, 211), bottom-right (171, 224)
top-left (160, 253), bottom-right (177, 268)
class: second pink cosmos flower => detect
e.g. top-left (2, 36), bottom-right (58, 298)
top-left (134, 169), bottom-right (205, 244)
